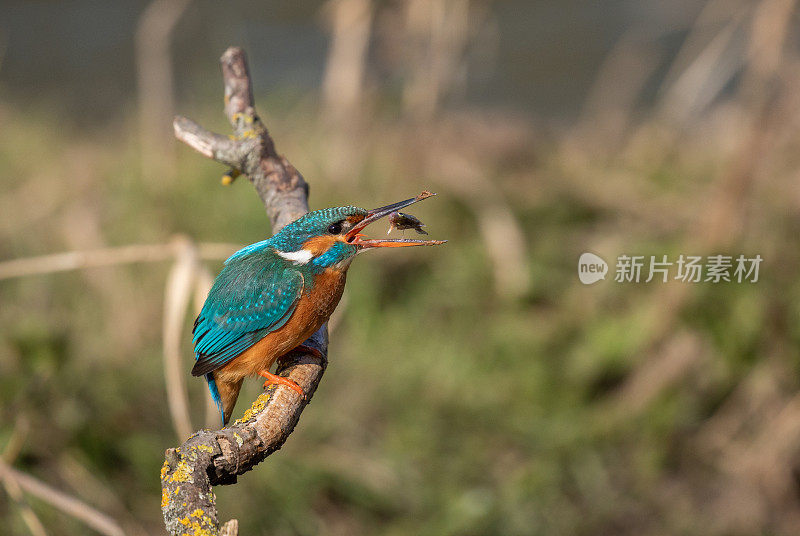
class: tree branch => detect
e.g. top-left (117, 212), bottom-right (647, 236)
top-left (172, 116), bottom-right (247, 168)
top-left (162, 47), bottom-right (326, 536)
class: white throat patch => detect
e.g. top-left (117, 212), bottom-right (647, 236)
top-left (277, 249), bottom-right (314, 265)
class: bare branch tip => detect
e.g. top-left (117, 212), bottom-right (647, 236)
top-left (173, 115), bottom-right (189, 134)
top-left (221, 46), bottom-right (245, 62)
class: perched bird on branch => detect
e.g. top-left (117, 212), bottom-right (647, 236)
top-left (192, 192), bottom-right (445, 423)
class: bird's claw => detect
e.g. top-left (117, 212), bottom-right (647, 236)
top-left (258, 370), bottom-right (306, 400)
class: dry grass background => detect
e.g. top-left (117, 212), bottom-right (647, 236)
top-left (3, 0), bottom-right (800, 535)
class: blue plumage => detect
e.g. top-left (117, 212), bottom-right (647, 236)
top-left (204, 373), bottom-right (223, 420)
top-left (191, 196), bottom-right (443, 423)
top-left (192, 252), bottom-right (305, 375)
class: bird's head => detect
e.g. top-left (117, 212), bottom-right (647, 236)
top-left (269, 191), bottom-right (445, 271)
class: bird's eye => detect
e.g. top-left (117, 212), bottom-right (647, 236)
top-left (328, 221), bottom-right (343, 234)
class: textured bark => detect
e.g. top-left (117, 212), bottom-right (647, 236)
top-left (162, 47), bottom-right (327, 536)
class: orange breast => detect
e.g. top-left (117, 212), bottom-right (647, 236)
top-left (214, 268), bottom-right (347, 384)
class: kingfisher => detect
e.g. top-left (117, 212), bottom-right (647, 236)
top-left (192, 191), bottom-right (445, 424)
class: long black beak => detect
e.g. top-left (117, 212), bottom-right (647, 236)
top-left (345, 191), bottom-right (446, 248)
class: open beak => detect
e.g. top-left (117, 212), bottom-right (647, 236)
top-left (345, 190), bottom-right (446, 249)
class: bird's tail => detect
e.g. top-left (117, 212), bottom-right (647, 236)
top-left (205, 373), bottom-right (243, 425)
top-left (205, 373), bottom-right (225, 424)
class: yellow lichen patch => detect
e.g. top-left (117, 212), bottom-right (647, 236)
top-left (161, 489), bottom-right (170, 509)
top-left (170, 460), bottom-right (193, 483)
top-left (184, 448), bottom-right (199, 463)
top-left (176, 510), bottom-right (216, 536)
top-left (237, 392), bottom-right (271, 423)
top-left (196, 444), bottom-right (214, 454)
top-left (180, 530), bottom-right (214, 536)
top-left (180, 524), bottom-right (216, 536)
top-left (160, 461), bottom-right (170, 480)
top-left (175, 486), bottom-right (180, 494)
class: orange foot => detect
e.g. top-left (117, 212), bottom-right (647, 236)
top-left (258, 370), bottom-right (306, 399)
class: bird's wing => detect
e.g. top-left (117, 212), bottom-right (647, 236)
top-left (191, 254), bottom-right (304, 376)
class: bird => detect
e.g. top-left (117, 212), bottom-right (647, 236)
top-left (192, 191), bottom-right (445, 424)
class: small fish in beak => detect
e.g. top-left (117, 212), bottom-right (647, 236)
top-left (387, 212), bottom-right (428, 235)
top-left (344, 190), bottom-right (445, 249)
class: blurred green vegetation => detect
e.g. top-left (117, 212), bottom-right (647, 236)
top-left (3, 79), bottom-right (800, 534)
top-left (3, 2), bottom-right (800, 535)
